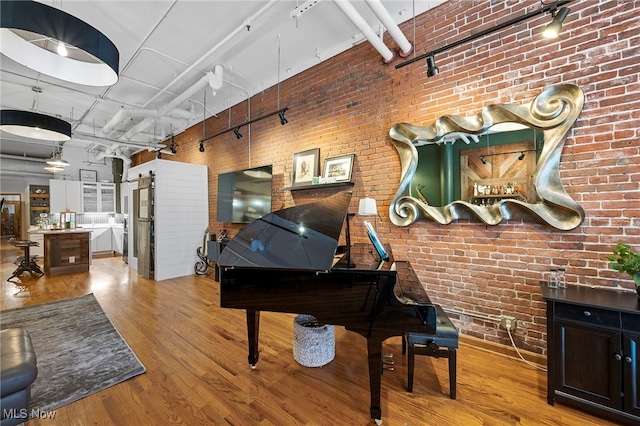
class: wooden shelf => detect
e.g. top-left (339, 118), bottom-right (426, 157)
top-left (283, 182), bottom-right (354, 191)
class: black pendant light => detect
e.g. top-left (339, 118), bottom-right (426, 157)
top-left (0, 109), bottom-right (71, 141)
top-left (0, 0), bottom-right (119, 86)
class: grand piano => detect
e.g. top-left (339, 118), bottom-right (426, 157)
top-left (217, 191), bottom-right (436, 424)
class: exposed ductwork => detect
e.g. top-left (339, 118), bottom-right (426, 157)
top-left (364, 0), bottom-right (412, 57)
top-left (332, 0), bottom-right (395, 63)
top-left (98, 64), bottom-right (224, 142)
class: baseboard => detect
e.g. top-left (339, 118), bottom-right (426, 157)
top-left (459, 334), bottom-right (546, 367)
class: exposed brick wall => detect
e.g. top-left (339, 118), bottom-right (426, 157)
top-left (133, 0), bottom-right (640, 355)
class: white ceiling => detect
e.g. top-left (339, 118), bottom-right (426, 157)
top-left (0, 0), bottom-right (444, 160)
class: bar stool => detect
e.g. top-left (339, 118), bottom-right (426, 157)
top-left (7, 238), bottom-right (43, 283)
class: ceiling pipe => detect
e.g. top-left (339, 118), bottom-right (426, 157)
top-left (332, 0), bottom-right (395, 63)
top-left (0, 153), bottom-right (49, 163)
top-left (119, 67), bottom-right (222, 141)
top-left (364, 0), bottom-right (412, 57)
top-left (142, 2), bottom-right (278, 108)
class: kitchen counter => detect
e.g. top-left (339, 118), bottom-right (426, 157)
top-left (42, 231), bottom-right (91, 276)
top-left (29, 228), bottom-right (92, 234)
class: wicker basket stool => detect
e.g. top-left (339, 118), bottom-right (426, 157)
top-left (293, 314), bottom-right (335, 367)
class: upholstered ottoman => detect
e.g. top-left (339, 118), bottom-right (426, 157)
top-left (1, 328), bottom-right (38, 426)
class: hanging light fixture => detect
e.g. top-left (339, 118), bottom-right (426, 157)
top-left (46, 144), bottom-right (70, 168)
top-left (426, 56), bottom-right (439, 77)
top-left (0, 0), bottom-right (119, 86)
top-left (44, 165), bottom-right (65, 173)
top-left (542, 7), bottom-right (570, 38)
top-left (0, 109), bottom-right (71, 141)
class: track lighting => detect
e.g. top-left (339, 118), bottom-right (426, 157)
top-left (542, 7), bottom-right (570, 38)
top-left (157, 150), bottom-right (162, 159)
top-left (426, 56), bottom-right (439, 77)
top-left (396, 0), bottom-right (573, 72)
top-left (480, 156), bottom-right (487, 165)
top-left (199, 142), bottom-right (205, 152)
top-left (279, 110), bottom-right (288, 125)
top-left (518, 152), bottom-right (525, 161)
top-left (169, 134), bottom-right (178, 154)
top-left (233, 128), bottom-right (243, 139)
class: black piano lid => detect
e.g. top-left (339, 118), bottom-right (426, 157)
top-left (217, 191), bottom-right (352, 271)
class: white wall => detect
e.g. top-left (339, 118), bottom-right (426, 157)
top-left (127, 159), bottom-right (208, 281)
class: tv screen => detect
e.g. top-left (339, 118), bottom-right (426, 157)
top-left (217, 165), bottom-right (273, 223)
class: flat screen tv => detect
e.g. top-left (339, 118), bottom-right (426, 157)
top-left (217, 165), bottom-right (273, 223)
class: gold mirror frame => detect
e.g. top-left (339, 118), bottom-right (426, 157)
top-left (388, 84), bottom-right (585, 230)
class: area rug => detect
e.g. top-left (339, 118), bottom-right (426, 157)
top-left (0, 293), bottom-right (145, 417)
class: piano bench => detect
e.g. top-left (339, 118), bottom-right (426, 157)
top-left (402, 304), bottom-right (459, 399)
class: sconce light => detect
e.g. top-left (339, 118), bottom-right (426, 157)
top-left (199, 141), bottom-right (205, 152)
top-left (0, 0), bottom-right (119, 86)
top-left (480, 156), bottom-right (487, 165)
top-left (169, 134), bottom-right (178, 154)
top-left (518, 152), bottom-right (525, 161)
top-left (1, 109), bottom-right (71, 142)
top-left (157, 150), bottom-right (162, 159)
top-left (279, 110), bottom-right (288, 125)
top-left (233, 128), bottom-right (242, 139)
top-left (426, 56), bottom-right (439, 77)
top-left (542, 7), bottom-right (570, 38)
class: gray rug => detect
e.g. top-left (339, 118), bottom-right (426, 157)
top-left (0, 293), bottom-right (145, 417)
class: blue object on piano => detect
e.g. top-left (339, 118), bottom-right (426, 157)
top-left (365, 220), bottom-right (389, 262)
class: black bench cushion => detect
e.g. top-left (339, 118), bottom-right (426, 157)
top-left (1, 328), bottom-right (38, 397)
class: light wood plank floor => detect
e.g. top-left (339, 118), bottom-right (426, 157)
top-left (1, 239), bottom-right (617, 425)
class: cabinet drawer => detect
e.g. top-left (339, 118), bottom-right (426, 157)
top-left (622, 312), bottom-right (640, 331)
top-left (555, 303), bottom-right (620, 328)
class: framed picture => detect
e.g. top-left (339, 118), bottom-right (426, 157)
top-left (322, 154), bottom-right (355, 182)
top-left (79, 169), bottom-right (97, 182)
top-left (291, 148), bottom-right (320, 187)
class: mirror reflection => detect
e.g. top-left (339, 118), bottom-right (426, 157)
top-left (388, 84), bottom-right (585, 230)
top-left (412, 127), bottom-right (543, 207)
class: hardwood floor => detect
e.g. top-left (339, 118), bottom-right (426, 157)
top-left (1, 238), bottom-right (618, 426)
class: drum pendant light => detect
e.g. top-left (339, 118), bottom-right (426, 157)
top-left (0, 109), bottom-right (71, 141)
top-left (0, 0), bottom-right (119, 86)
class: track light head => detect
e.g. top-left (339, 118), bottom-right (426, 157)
top-left (480, 156), bottom-right (487, 165)
top-left (518, 152), bottom-right (525, 161)
top-left (278, 110), bottom-right (288, 125)
top-left (157, 150), bottom-right (161, 159)
top-left (426, 56), bottom-right (439, 77)
top-left (199, 142), bottom-right (205, 152)
top-left (542, 7), bottom-right (570, 38)
top-left (233, 128), bottom-right (243, 139)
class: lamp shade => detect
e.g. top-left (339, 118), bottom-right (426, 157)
top-left (358, 197), bottom-right (378, 216)
top-left (0, 0), bottom-right (119, 86)
top-left (1, 109), bottom-right (71, 141)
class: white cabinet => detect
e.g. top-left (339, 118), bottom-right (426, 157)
top-left (82, 183), bottom-right (116, 213)
top-left (28, 232), bottom-right (44, 258)
top-left (50, 180), bottom-right (82, 213)
top-left (90, 227), bottom-right (112, 253)
top-left (112, 227), bottom-right (124, 254)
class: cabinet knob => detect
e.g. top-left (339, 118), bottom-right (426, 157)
top-left (625, 356), bottom-right (633, 364)
top-left (582, 311), bottom-right (591, 317)
top-left (614, 354), bottom-right (622, 361)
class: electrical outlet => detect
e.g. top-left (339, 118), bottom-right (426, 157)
top-left (501, 316), bottom-right (517, 331)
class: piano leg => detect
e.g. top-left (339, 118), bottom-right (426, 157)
top-left (246, 310), bottom-right (260, 368)
top-left (367, 337), bottom-right (384, 425)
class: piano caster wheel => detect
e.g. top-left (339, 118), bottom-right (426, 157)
top-left (250, 364), bottom-right (257, 370)
top-left (374, 418), bottom-right (383, 425)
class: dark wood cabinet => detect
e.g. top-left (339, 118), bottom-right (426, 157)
top-left (543, 286), bottom-right (640, 425)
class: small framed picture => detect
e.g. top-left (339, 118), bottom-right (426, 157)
top-left (322, 154), bottom-right (355, 182)
top-left (292, 148), bottom-right (320, 187)
top-left (79, 169), bottom-right (97, 182)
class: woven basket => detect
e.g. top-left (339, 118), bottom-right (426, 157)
top-left (293, 314), bottom-right (335, 367)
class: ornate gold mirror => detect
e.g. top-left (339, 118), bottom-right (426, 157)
top-left (389, 84), bottom-right (585, 230)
